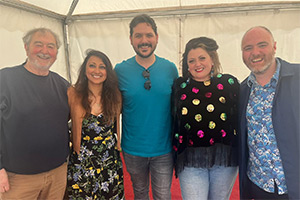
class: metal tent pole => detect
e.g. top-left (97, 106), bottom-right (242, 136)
top-left (63, 0), bottom-right (79, 83)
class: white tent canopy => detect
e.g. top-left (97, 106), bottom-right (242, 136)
top-left (1, 0), bottom-right (300, 83)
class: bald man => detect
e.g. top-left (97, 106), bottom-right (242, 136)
top-left (238, 26), bottom-right (300, 200)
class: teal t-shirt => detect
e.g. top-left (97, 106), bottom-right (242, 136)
top-left (115, 55), bottom-right (178, 157)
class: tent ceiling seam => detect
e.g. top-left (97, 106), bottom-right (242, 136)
top-left (65, 0), bottom-right (79, 24)
top-left (1, 0), bottom-right (300, 22)
top-left (0, 0), bottom-right (65, 21)
top-left (69, 2), bottom-right (300, 21)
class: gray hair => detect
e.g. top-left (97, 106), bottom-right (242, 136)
top-left (22, 28), bottom-right (61, 49)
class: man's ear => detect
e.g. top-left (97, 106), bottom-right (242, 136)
top-left (273, 41), bottom-right (277, 53)
top-left (24, 44), bottom-right (29, 56)
top-left (130, 36), bottom-right (133, 45)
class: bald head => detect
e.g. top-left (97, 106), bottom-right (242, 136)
top-left (242, 26), bottom-right (275, 49)
top-left (241, 26), bottom-right (277, 77)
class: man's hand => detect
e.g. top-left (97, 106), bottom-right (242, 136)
top-left (0, 168), bottom-right (10, 193)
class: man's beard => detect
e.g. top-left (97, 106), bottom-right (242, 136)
top-left (250, 55), bottom-right (275, 75)
top-left (134, 43), bottom-right (156, 58)
top-left (28, 55), bottom-right (53, 71)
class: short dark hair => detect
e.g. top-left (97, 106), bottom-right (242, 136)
top-left (129, 14), bottom-right (157, 36)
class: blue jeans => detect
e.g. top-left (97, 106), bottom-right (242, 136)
top-left (123, 152), bottom-right (173, 200)
top-left (178, 165), bottom-right (238, 200)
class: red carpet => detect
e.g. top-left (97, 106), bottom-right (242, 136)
top-left (121, 155), bottom-right (240, 200)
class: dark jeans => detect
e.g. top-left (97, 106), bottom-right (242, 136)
top-left (245, 176), bottom-right (289, 200)
top-left (123, 152), bottom-right (173, 200)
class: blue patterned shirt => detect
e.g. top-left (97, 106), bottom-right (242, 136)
top-left (246, 59), bottom-right (287, 194)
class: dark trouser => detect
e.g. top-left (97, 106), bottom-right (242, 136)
top-left (123, 152), bottom-right (173, 200)
top-left (245, 176), bottom-right (289, 200)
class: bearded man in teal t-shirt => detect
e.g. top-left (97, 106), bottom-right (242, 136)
top-left (115, 14), bottom-right (178, 200)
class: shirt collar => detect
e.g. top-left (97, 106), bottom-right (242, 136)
top-left (247, 58), bottom-right (281, 87)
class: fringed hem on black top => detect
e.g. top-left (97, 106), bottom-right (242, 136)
top-left (175, 143), bottom-right (238, 177)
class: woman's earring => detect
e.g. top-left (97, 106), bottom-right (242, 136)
top-left (210, 64), bottom-right (214, 78)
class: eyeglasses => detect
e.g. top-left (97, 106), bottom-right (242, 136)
top-left (142, 69), bottom-right (151, 90)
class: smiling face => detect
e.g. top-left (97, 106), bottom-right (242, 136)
top-left (187, 47), bottom-right (213, 82)
top-left (241, 27), bottom-right (277, 75)
top-left (25, 31), bottom-right (58, 73)
top-left (85, 56), bottom-right (107, 86)
top-left (130, 22), bottom-right (158, 59)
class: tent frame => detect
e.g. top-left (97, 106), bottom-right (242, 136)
top-left (1, 0), bottom-right (300, 82)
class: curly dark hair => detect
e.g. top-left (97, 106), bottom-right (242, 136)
top-left (74, 49), bottom-right (121, 124)
top-left (182, 37), bottom-right (222, 78)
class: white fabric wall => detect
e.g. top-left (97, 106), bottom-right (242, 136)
top-left (181, 9), bottom-right (300, 80)
top-left (68, 16), bottom-right (180, 83)
top-left (68, 9), bottom-right (300, 83)
top-left (0, 5), bottom-right (68, 78)
top-left (1, 3), bottom-right (300, 83)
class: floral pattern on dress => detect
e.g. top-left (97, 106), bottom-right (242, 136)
top-left (67, 114), bottom-right (124, 200)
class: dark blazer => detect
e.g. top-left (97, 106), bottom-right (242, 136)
top-left (238, 58), bottom-right (300, 199)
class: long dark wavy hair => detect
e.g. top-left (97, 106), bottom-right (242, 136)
top-left (74, 49), bottom-right (121, 125)
top-left (182, 37), bottom-right (222, 78)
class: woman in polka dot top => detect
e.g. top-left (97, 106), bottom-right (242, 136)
top-left (172, 37), bottom-right (239, 200)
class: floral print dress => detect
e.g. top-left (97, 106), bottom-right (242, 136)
top-left (67, 114), bottom-right (124, 200)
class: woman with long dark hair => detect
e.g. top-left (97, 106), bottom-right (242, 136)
top-left (67, 49), bottom-right (124, 199)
